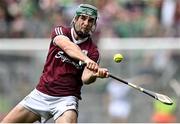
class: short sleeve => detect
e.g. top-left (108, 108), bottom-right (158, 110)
top-left (51, 26), bottom-right (64, 40)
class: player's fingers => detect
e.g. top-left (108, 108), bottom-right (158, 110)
top-left (98, 68), bottom-right (109, 78)
top-left (86, 62), bottom-right (98, 72)
top-left (104, 69), bottom-right (109, 78)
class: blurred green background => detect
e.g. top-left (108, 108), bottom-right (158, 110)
top-left (0, 0), bottom-right (180, 123)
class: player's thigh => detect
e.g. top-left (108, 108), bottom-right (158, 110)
top-left (1, 104), bottom-right (40, 123)
top-left (55, 110), bottom-right (77, 123)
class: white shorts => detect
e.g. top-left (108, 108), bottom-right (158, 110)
top-left (19, 89), bottom-right (79, 123)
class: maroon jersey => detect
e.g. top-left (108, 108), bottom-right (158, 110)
top-left (36, 26), bottom-right (99, 99)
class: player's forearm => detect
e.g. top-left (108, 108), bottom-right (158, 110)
top-left (54, 35), bottom-right (88, 62)
top-left (82, 67), bottom-right (109, 85)
top-left (83, 76), bottom-right (97, 85)
top-left (54, 35), bottom-right (99, 72)
top-left (82, 71), bottom-right (97, 85)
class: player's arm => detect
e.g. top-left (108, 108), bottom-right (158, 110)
top-left (82, 67), bottom-right (109, 85)
top-left (53, 35), bottom-right (98, 71)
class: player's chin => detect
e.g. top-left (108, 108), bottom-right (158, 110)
top-left (81, 29), bottom-right (90, 34)
top-left (77, 31), bottom-right (90, 38)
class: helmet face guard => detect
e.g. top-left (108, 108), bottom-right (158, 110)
top-left (72, 4), bottom-right (98, 38)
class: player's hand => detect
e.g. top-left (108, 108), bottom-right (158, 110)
top-left (84, 59), bottom-right (99, 72)
top-left (93, 68), bottom-right (109, 78)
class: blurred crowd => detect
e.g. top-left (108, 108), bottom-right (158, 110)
top-left (0, 1), bottom-right (180, 123)
top-left (0, 0), bottom-right (180, 39)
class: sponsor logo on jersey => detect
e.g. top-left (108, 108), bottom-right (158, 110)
top-left (55, 50), bottom-right (88, 69)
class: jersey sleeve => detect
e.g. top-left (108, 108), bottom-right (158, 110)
top-left (50, 26), bottom-right (70, 45)
top-left (51, 26), bottom-right (69, 39)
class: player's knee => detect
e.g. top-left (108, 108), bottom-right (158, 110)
top-left (55, 109), bottom-right (77, 123)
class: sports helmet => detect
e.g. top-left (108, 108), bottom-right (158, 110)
top-left (75, 4), bottom-right (98, 20)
